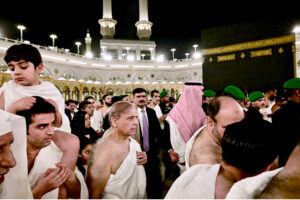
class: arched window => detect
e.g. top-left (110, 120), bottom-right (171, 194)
top-left (72, 86), bottom-right (80, 101)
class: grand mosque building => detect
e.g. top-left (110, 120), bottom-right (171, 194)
top-left (0, 0), bottom-right (299, 102)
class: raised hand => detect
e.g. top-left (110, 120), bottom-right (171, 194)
top-left (169, 149), bottom-right (179, 163)
top-left (158, 114), bottom-right (167, 122)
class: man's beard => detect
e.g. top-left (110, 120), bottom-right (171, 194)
top-left (105, 102), bottom-right (112, 107)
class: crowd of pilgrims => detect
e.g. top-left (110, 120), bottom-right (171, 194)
top-left (66, 81), bottom-right (299, 198)
top-left (0, 44), bottom-right (300, 199)
top-left (67, 93), bottom-right (176, 179)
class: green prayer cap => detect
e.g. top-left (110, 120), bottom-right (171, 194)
top-left (160, 90), bottom-right (168, 98)
top-left (224, 85), bottom-right (246, 100)
top-left (283, 78), bottom-right (300, 89)
top-left (203, 90), bottom-right (216, 97)
top-left (248, 91), bottom-right (264, 102)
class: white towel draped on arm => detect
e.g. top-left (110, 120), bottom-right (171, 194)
top-left (28, 142), bottom-right (88, 199)
top-left (165, 164), bottom-right (220, 199)
top-left (102, 138), bottom-right (146, 199)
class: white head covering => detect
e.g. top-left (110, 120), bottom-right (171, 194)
top-left (0, 110), bottom-right (32, 198)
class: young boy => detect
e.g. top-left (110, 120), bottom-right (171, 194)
top-left (0, 44), bottom-right (79, 197)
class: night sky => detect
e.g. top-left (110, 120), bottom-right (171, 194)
top-left (0, 0), bottom-right (299, 59)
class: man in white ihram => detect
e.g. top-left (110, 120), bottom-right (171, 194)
top-left (16, 96), bottom-right (88, 199)
top-left (87, 101), bottom-right (147, 199)
top-left (0, 110), bottom-right (32, 198)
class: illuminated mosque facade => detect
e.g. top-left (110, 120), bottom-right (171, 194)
top-left (0, 0), bottom-right (299, 101)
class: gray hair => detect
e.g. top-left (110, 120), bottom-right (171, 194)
top-left (109, 101), bottom-right (136, 125)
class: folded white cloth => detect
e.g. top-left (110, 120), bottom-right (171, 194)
top-left (165, 164), bottom-right (220, 199)
top-left (28, 141), bottom-right (88, 199)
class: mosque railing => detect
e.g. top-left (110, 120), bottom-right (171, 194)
top-left (0, 37), bottom-right (196, 63)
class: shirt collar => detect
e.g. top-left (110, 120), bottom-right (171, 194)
top-left (137, 106), bottom-right (146, 113)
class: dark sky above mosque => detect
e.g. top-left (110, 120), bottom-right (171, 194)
top-left (0, 0), bottom-right (299, 59)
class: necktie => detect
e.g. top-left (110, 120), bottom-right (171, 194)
top-left (141, 109), bottom-right (149, 152)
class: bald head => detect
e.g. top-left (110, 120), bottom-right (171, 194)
top-left (207, 96), bottom-right (245, 142)
top-left (219, 96), bottom-right (244, 118)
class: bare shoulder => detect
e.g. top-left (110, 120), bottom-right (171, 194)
top-left (93, 138), bottom-right (115, 160)
top-left (259, 176), bottom-right (300, 198)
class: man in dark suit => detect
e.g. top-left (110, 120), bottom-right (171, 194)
top-left (132, 88), bottom-right (163, 198)
top-left (65, 99), bottom-right (78, 122)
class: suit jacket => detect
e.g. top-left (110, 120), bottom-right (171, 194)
top-left (138, 107), bottom-right (162, 158)
top-left (65, 108), bottom-right (72, 122)
top-left (135, 107), bottom-right (163, 198)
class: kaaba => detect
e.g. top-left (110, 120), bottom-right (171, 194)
top-left (201, 18), bottom-right (296, 94)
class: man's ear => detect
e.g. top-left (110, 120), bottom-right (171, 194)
top-left (36, 63), bottom-right (44, 74)
top-left (207, 116), bottom-right (214, 128)
top-left (110, 117), bottom-right (117, 128)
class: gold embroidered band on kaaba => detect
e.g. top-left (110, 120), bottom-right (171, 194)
top-left (202, 35), bottom-right (295, 56)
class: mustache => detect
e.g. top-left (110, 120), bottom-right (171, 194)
top-left (0, 168), bottom-right (9, 176)
top-left (139, 100), bottom-right (145, 103)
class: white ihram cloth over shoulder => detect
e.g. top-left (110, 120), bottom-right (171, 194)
top-left (28, 141), bottom-right (88, 199)
top-left (185, 125), bottom-right (206, 169)
top-left (225, 167), bottom-right (283, 199)
top-left (0, 110), bottom-right (32, 198)
top-left (0, 80), bottom-right (71, 132)
top-left (102, 138), bottom-right (146, 199)
top-left (165, 164), bottom-right (220, 199)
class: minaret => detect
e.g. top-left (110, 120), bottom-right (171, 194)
top-left (99, 0), bottom-right (117, 39)
top-left (135, 0), bottom-right (153, 40)
top-left (85, 29), bottom-right (93, 58)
